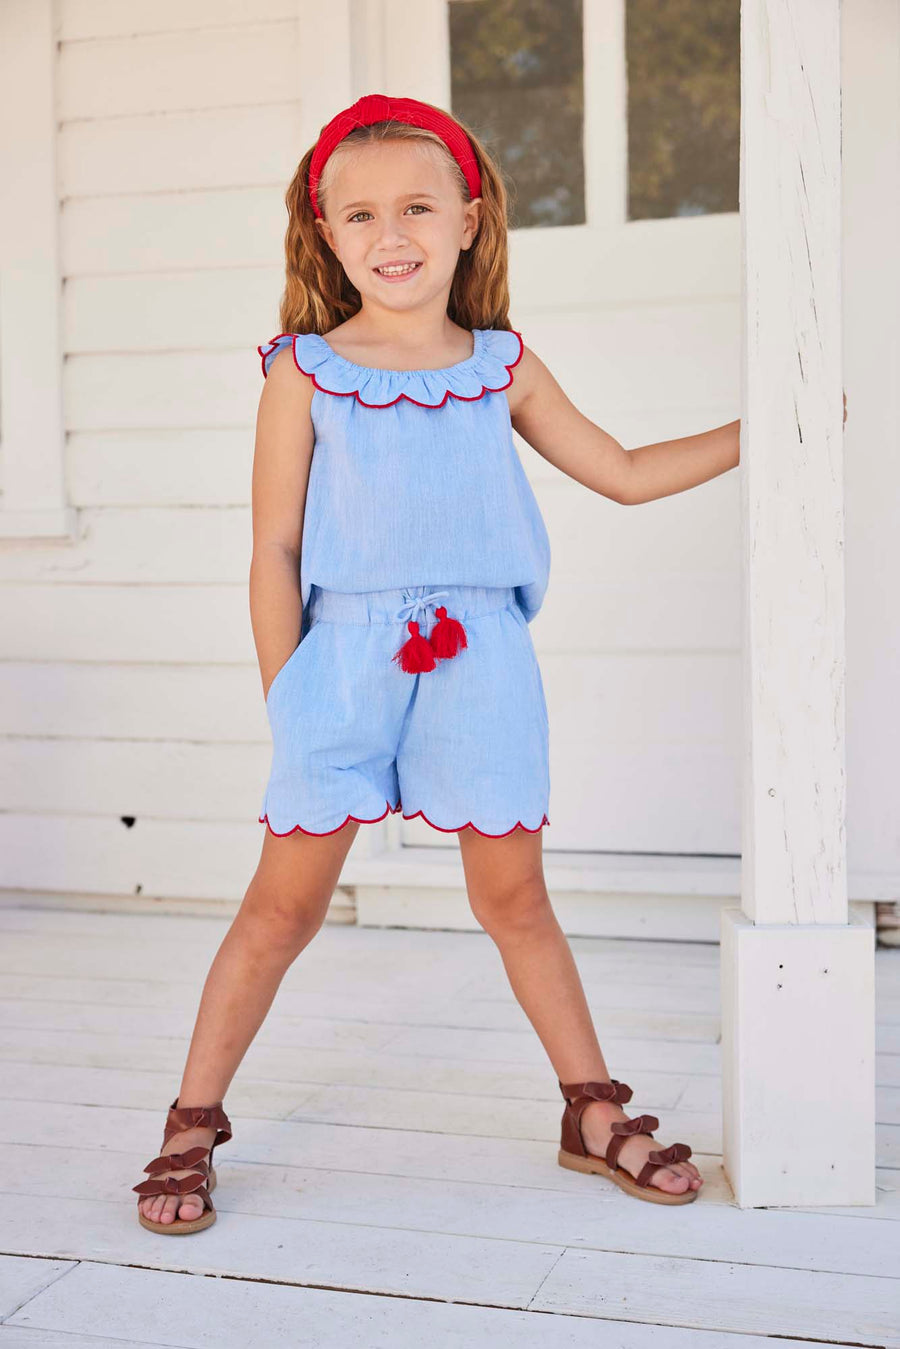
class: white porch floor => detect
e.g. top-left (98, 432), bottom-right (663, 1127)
top-left (0, 902), bottom-right (896, 1347)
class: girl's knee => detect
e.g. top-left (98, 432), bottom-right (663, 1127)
top-left (468, 874), bottom-right (553, 937)
top-left (235, 878), bottom-right (331, 954)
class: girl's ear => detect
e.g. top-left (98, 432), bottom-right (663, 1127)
top-left (315, 217), bottom-right (339, 258)
top-left (461, 197), bottom-right (482, 250)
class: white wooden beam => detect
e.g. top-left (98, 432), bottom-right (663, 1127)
top-left (722, 0), bottom-right (875, 1206)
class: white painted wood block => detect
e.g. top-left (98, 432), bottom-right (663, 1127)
top-left (721, 906), bottom-right (875, 1206)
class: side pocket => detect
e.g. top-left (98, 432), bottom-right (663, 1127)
top-left (265, 623), bottom-right (317, 709)
top-left (265, 647), bottom-right (298, 709)
top-left (507, 602), bottom-right (549, 731)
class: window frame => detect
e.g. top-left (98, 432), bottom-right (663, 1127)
top-left (0, 0), bottom-right (75, 541)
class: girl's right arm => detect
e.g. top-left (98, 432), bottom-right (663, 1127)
top-left (250, 347), bottom-right (315, 701)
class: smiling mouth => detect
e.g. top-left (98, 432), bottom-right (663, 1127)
top-left (373, 261), bottom-right (423, 277)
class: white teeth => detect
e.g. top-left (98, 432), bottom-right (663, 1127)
top-left (376, 263), bottom-right (420, 275)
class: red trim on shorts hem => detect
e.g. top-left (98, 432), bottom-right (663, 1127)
top-left (259, 798), bottom-right (548, 838)
top-left (401, 809), bottom-right (549, 837)
top-left (257, 331), bottom-right (524, 409)
top-left (259, 799), bottom-right (402, 837)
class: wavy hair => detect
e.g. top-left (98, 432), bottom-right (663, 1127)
top-left (275, 107), bottom-right (514, 336)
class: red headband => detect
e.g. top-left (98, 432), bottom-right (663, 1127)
top-left (307, 93), bottom-right (482, 219)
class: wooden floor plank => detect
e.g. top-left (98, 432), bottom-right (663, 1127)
top-left (0, 1195), bottom-right (559, 1311)
top-left (0, 1098), bottom-right (724, 1197)
top-left (0, 1025), bottom-right (703, 1101)
top-left (0, 1059), bottom-right (696, 1133)
top-left (0, 1256), bottom-right (75, 1322)
top-left (0, 1143), bottom-right (893, 1274)
top-left (531, 1247), bottom-right (899, 1346)
top-left (5, 1260), bottom-right (840, 1349)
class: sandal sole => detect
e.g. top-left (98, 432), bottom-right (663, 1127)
top-left (136, 1166), bottom-right (219, 1235)
top-left (558, 1148), bottom-right (699, 1204)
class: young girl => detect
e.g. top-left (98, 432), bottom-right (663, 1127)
top-left (134, 91), bottom-right (740, 1234)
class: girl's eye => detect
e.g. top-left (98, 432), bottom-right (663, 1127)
top-left (347, 205), bottom-right (431, 223)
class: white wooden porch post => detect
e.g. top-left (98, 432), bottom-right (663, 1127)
top-left (720, 0), bottom-right (875, 1207)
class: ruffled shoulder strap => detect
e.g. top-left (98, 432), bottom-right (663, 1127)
top-left (257, 332), bottom-right (300, 379)
top-left (257, 328), bottom-right (523, 408)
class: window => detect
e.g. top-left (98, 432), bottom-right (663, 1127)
top-left (448, 0), bottom-right (585, 229)
top-left (626, 0), bottom-right (740, 220)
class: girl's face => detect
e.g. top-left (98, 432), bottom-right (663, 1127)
top-left (315, 139), bottom-right (481, 312)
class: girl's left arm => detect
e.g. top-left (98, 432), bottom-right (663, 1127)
top-left (508, 345), bottom-right (737, 505)
top-left (509, 346), bottom-right (847, 505)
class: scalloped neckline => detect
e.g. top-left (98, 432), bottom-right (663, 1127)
top-left (312, 327), bottom-right (482, 376)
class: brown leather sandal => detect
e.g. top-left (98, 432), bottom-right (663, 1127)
top-left (557, 1078), bottom-right (698, 1205)
top-left (133, 1097), bottom-right (233, 1234)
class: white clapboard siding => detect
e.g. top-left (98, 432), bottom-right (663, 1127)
top-left (1, 739), bottom-right (268, 820)
top-left (0, 664), bottom-right (265, 740)
top-left (0, 814), bottom-right (268, 901)
top-left (1, 585), bottom-right (249, 663)
top-left (58, 0), bottom-right (298, 42)
top-left (67, 430), bottom-right (253, 507)
top-left (58, 21), bottom-right (301, 120)
top-left (62, 188), bottom-right (285, 275)
top-left (59, 104), bottom-right (303, 198)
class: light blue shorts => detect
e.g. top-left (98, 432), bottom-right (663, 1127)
top-left (259, 582), bottom-right (550, 838)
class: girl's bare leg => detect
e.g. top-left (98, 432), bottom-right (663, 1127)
top-left (139, 820), bottom-right (361, 1225)
top-left (458, 828), bottom-right (703, 1196)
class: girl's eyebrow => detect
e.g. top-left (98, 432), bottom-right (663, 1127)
top-left (339, 192), bottom-right (440, 211)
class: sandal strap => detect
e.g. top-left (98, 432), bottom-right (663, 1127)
top-left (558, 1078), bottom-right (634, 1108)
top-left (133, 1169), bottom-right (209, 1198)
top-left (634, 1142), bottom-right (693, 1190)
top-left (605, 1113), bottom-right (660, 1171)
top-left (142, 1146), bottom-right (210, 1177)
top-left (163, 1098), bottom-right (232, 1152)
top-left (133, 1178), bottom-right (213, 1214)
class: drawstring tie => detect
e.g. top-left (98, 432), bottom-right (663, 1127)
top-left (392, 589), bottom-right (468, 673)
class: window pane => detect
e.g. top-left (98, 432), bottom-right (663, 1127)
top-left (627, 0), bottom-right (740, 220)
top-left (449, 0), bottom-right (585, 229)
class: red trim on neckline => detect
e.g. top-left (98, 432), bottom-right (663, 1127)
top-left (257, 330), bottom-right (524, 409)
top-left (259, 799), bottom-right (549, 838)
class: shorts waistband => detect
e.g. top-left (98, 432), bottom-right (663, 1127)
top-left (308, 583), bottom-right (517, 627)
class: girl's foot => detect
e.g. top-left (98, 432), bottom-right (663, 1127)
top-left (580, 1098), bottom-right (704, 1195)
top-left (136, 1123), bottom-right (217, 1225)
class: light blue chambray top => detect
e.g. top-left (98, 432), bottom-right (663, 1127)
top-left (257, 326), bottom-right (551, 632)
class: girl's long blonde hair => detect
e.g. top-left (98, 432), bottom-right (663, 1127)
top-left (276, 106), bottom-right (513, 336)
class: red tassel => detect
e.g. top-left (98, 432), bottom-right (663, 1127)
top-left (429, 606), bottom-right (468, 660)
top-left (392, 619), bottom-right (437, 673)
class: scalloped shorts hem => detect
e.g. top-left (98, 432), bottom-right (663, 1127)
top-left (259, 802), bottom-right (550, 839)
top-left (259, 582), bottom-right (550, 838)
